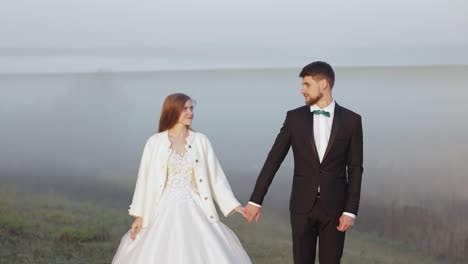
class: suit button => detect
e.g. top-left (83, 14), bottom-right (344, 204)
top-left (210, 216), bottom-right (214, 219)
top-left (188, 145), bottom-right (191, 148)
top-left (204, 197), bottom-right (208, 200)
top-left (195, 159), bottom-right (199, 163)
top-left (199, 179), bottom-right (203, 182)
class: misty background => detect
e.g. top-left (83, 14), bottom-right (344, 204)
top-left (1, 0), bottom-right (468, 263)
top-left (2, 66), bottom-right (467, 201)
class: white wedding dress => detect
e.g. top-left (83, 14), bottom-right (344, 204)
top-left (112, 150), bottom-right (251, 264)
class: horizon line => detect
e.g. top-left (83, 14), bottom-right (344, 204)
top-left (2, 63), bottom-right (468, 75)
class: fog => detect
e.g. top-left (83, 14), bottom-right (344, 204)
top-left (1, 65), bottom-right (467, 208)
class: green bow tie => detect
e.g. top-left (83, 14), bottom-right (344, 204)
top-left (312, 109), bottom-right (331, 117)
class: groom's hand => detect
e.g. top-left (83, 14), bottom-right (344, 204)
top-left (244, 203), bottom-right (262, 223)
top-left (337, 214), bottom-right (354, 232)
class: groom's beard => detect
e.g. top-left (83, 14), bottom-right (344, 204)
top-left (305, 92), bottom-right (323, 106)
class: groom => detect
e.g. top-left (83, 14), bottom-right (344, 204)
top-left (245, 61), bottom-right (363, 264)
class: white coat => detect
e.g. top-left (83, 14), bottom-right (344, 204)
top-left (128, 130), bottom-right (241, 228)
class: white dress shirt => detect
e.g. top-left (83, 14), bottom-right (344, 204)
top-left (310, 101), bottom-right (334, 163)
top-left (250, 100), bottom-right (356, 219)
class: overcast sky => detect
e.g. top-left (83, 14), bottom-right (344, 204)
top-left (1, 0), bottom-right (468, 72)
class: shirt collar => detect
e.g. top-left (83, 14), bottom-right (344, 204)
top-left (310, 100), bottom-right (335, 114)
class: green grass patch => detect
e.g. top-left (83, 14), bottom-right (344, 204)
top-left (0, 187), bottom-right (456, 264)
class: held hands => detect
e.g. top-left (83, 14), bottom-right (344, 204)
top-left (130, 217), bottom-right (143, 240)
top-left (337, 214), bottom-right (354, 232)
top-left (244, 203), bottom-right (262, 223)
top-left (234, 205), bottom-right (248, 219)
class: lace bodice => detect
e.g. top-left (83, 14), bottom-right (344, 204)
top-left (165, 150), bottom-right (197, 192)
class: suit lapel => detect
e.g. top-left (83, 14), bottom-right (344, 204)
top-left (322, 103), bottom-right (342, 162)
top-left (305, 107), bottom-right (320, 162)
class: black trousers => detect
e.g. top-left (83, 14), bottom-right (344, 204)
top-left (290, 198), bottom-right (346, 264)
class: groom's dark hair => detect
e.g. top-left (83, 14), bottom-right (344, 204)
top-left (299, 61), bottom-right (335, 89)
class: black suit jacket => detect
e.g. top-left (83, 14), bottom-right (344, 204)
top-left (250, 103), bottom-right (363, 217)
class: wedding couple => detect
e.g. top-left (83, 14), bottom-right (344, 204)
top-left (112, 61), bottom-right (363, 264)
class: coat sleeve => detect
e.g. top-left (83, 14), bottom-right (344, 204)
top-left (250, 111), bottom-right (292, 205)
top-left (345, 115), bottom-right (363, 215)
top-left (203, 136), bottom-right (241, 217)
top-left (128, 137), bottom-right (153, 217)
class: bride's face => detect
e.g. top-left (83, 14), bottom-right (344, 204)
top-left (177, 100), bottom-right (194, 126)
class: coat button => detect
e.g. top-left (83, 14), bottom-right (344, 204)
top-left (188, 145), bottom-right (191, 148)
top-left (195, 159), bottom-right (199, 163)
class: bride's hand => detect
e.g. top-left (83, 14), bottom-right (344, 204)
top-left (130, 217), bottom-right (143, 240)
top-left (234, 206), bottom-right (247, 219)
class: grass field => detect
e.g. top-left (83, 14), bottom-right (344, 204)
top-left (0, 185), bottom-right (453, 264)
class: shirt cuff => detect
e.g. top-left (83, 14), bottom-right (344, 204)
top-left (342, 212), bottom-right (356, 219)
top-left (248, 201), bottom-right (262, 208)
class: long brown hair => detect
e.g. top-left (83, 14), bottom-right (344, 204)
top-left (158, 93), bottom-right (193, 132)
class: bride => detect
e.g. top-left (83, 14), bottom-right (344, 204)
top-left (112, 93), bottom-right (251, 263)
